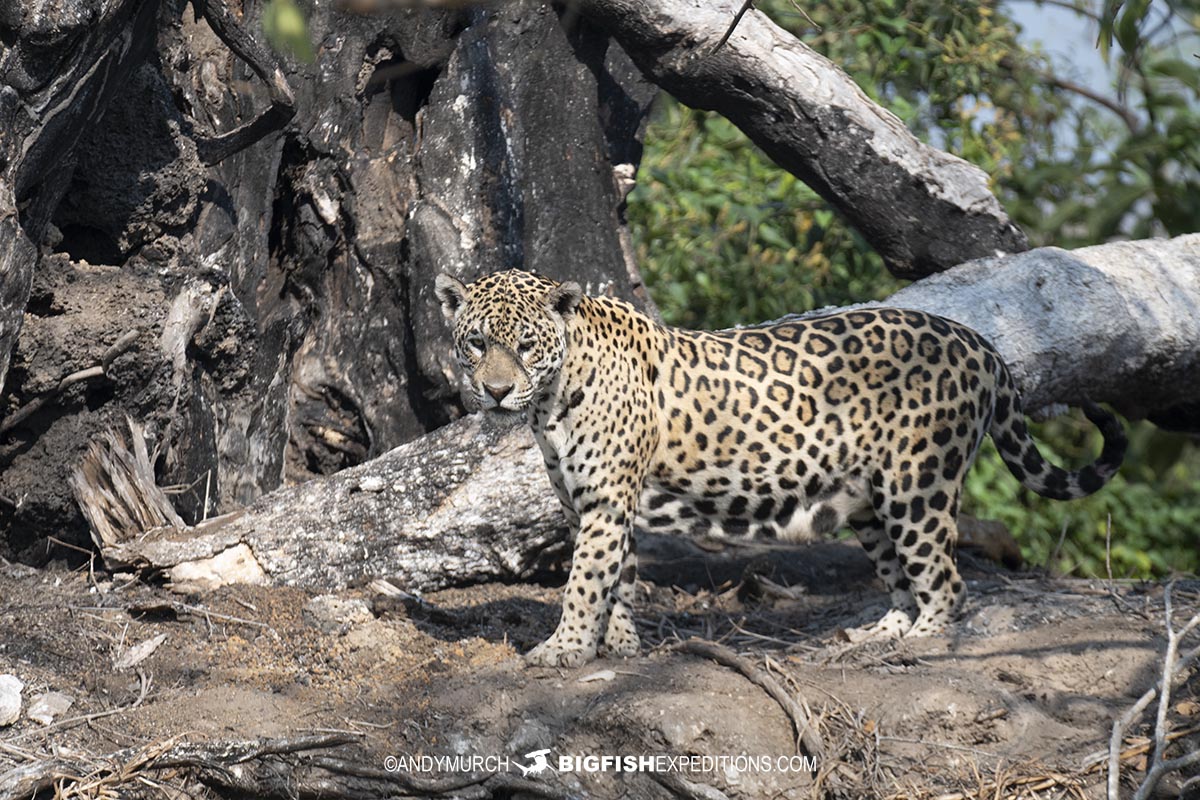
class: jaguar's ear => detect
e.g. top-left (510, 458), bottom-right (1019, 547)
top-left (546, 281), bottom-right (583, 319)
top-left (434, 273), bottom-right (468, 321)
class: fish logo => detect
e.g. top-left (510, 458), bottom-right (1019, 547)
top-left (516, 748), bottom-right (553, 777)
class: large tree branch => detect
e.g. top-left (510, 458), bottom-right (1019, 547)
top-left (99, 235), bottom-right (1200, 592)
top-left (570, 0), bottom-right (1029, 278)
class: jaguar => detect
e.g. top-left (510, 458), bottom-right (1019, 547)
top-left (435, 269), bottom-right (1126, 667)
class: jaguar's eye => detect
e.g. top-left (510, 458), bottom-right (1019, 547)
top-left (466, 333), bottom-right (485, 354)
top-left (517, 339), bottom-right (536, 356)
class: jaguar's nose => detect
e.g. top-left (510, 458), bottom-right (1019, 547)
top-left (484, 381), bottom-right (514, 403)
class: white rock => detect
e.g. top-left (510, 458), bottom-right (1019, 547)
top-left (358, 476), bottom-right (386, 493)
top-left (27, 692), bottom-right (73, 725)
top-left (0, 675), bottom-right (23, 726)
top-left (166, 543), bottom-right (267, 592)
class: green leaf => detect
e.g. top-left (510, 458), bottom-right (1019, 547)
top-left (1149, 57), bottom-right (1200, 92)
top-left (1115, 0), bottom-right (1150, 55)
top-left (758, 223), bottom-right (792, 250)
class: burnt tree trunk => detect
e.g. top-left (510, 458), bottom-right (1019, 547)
top-left (0, 0), bottom-right (655, 561)
top-left (0, 0), bottom-right (161, 415)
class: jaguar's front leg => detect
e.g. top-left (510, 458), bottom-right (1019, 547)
top-left (601, 535), bottom-right (639, 658)
top-left (526, 491), bottom-right (638, 668)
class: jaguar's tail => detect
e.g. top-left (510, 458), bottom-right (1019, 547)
top-left (989, 368), bottom-right (1126, 500)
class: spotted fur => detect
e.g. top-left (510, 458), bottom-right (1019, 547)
top-left (435, 270), bottom-right (1127, 667)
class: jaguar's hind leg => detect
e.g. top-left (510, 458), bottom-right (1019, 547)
top-left (875, 494), bottom-right (967, 638)
top-left (845, 512), bottom-right (918, 640)
top-left (901, 512), bottom-right (967, 638)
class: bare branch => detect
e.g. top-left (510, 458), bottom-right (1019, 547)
top-left (0, 330), bottom-right (140, 437)
top-left (570, 0), bottom-right (1028, 277)
top-left (711, 0), bottom-right (756, 54)
top-left (1106, 582), bottom-right (1200, 800)
top-left (1000, 56), bottom-right (1141, 133)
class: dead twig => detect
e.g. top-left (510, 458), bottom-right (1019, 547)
top-left (117, 600), bottom-right (281, 641)
top-left (0, 330), bottom-right (139, 437)
top-left (1131, 583), bottom-right (1200, 800)
top-left (1108, 691), bottom-right (1159, 799)
top-left (1050, 518), bottom-right (1070, 573)
top-left (0, 741), bottom-right (38, 762)
top-left (877, 736), bottom-right (1003, 761)
top-left (1107, 582), bottom-right (1200, 800)
top-left (172, 601), bottom-right (279, 638)
top-left (711, 0), bottom-right (755, 54)
top-left (786, 0), bottom-right (819, 29)
top-left (1081, 725), bottom-right (1200, 770)
top-left (892, 770), bottom-right (1085, 800)
top-left (0, 733), bottom-right (356, 800)
top-left (674, 638), bottom-right (824, 757)
top-left (1105, 513), bottom-right (1114, 584)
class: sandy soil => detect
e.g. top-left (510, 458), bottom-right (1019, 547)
top-left (0, 535), bottom-right (1196, 799)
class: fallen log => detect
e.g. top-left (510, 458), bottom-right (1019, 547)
top-left (102, 413), bottom-right (567, 593)
top-left (884, 233), bottom-right (1200, 419)
top-left (98, 234), bottom-right (1200, 591)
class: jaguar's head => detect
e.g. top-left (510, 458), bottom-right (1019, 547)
top-left (435, 270), bottom-right (583, 412)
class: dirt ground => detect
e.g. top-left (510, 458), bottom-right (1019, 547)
top-left (1, 534), bottom-right (1197, 800)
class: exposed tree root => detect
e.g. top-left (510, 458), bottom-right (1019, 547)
top-left (674, 638), bottom-right (825, 758)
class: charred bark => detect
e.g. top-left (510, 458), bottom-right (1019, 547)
top-left (105, 235), bottom-right (1200, 592)
top-left (0, 1), bottom-right (655, 561)
top-left (0, 0), bottom-right (161, 391)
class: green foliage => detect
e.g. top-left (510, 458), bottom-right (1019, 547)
top-left (964, 418), bottom-right (1200, 578)
top-left (628, 0), bottom-right (1200, 578)
top-left (630, 0), bottom-right (1072, 330)
top-left (630, 105), bottom-right (897, 330)
top-left (1010, 0), bottom-right (1200, 244)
